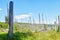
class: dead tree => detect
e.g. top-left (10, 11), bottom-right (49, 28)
top-left (8, 1), bottom-right (13, 39)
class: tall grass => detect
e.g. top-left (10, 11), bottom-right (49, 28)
top-left (0, 30), bottom-right (60, 40)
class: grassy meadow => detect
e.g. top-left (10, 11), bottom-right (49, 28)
top-left (0, 31), bottom-right (60, 40)
top-left (0, 22), bottom-right (60, 40)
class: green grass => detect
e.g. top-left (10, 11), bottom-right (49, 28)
top-left (0, 31), bottom-right (60, 40)
top-left (0, 22), bottom-right (59, 40)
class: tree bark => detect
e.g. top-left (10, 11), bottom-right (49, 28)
top-left (8, 1), bottom-right (13, 39)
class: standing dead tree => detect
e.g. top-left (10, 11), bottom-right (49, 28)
top-left (57, 15), bottom-right (60, 32)
top-left (8, 1), bottom-right (13, 39)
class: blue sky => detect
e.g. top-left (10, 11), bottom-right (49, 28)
top-left (0, 0), bottom-right (60, 24)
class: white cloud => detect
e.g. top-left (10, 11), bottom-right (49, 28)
top-left (0, 8), bottom-right (2, 11)
top-left (14, 13), bottom-right (32, 20)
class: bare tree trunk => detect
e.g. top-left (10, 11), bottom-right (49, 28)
top-left (39, 13), bottom-right (40, 24)
top-left (57, 16), bottom-right (60, 32)
top-left (8, 1), bottom-right (13, 39)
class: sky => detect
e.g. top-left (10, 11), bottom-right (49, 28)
top-left (0, 0), bottom-right (60, 24)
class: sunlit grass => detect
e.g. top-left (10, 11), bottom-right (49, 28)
top-left (0, 30), bottom-right (60, 40)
